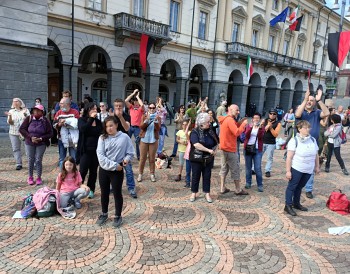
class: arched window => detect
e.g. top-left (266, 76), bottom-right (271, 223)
top-left (91, 79), bottom-right (107, 103)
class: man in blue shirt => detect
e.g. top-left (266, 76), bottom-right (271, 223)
top-left (295, 87), bottom-right (330, 199)
top-left (54, 90), bottom-right (79, 112)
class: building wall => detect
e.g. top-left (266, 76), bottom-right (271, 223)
top-left (0, 0), bottom-right (49, 132)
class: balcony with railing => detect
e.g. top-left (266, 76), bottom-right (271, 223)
top-left (114, 13), bottom-right (172, 53)
top-left (226, 42), bottom-right (317, 73)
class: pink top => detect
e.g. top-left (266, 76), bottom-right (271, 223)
top-left (56, 171), bottom-right (82, 193)
top-left (129, 105), bottom-right (144, 126)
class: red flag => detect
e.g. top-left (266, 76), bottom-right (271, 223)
top-left (289, 15), bottom-right (303, 31)
top-left (328, 31), bottom-right (350, 68)
top-left (140, 34), bottom-right (154, 72)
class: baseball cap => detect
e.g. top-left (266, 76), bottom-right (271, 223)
top-left (33, 104), bottom-right (44, 112)
top-left (269, 108), bottom-right (277, 114)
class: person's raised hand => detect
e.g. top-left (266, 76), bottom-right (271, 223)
top-left (304, 89), bottom-right (310, 101)
top-left (315, 88), bottom-right (323, 102)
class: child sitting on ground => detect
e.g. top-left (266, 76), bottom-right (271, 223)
top-left (56, 156), bottom-right (89, 209)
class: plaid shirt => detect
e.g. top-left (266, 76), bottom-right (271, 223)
top-left (7, 108), bottom-right (30, 135)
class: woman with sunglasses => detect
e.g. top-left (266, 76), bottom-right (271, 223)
top-left (170, 105), bottom-right (188, 157)
top-left (262, 108), bottom-right (282, 178)
top-left (137, 102), bottom-right (161, 182)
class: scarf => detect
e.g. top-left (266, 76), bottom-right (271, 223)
top-left (296, 133), bottom-right (311, 143)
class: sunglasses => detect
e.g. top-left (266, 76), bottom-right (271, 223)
top-left (148, 107), bottom-right (156, 109)
top-left (269, 113), bottom-right (277, 115)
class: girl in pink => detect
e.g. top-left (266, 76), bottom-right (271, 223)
top-left (56, 156), bottom-right (89, 209)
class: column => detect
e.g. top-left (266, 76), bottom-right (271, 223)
top-left (244, 0), bottom-right (254, 45)
top-left (61, 63), bottom-right (79, 101)
top-left (107, 69), bottom-right (124, 104)
top-left (304, 13), bottom-right (314, 62)
top-left (223, 0), bottom-right (232, 41)
top-left (262, 0), bottom-right (273, 49)
top-left (216, 0), bottom-right (226, 41)
top-left (144, 73), bottom-right (161, 102)
top-left (174, 77), bottom-right (187, 107)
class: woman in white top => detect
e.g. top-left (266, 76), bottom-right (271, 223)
top-left (285, 120), bottom-right (320, 216)
top-left (5, 98), bottom-right (30, 170)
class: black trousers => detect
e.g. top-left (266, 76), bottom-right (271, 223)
top-left (99, 168), bottom-right (124, 216)
top-left (190, 160), bottom-right (214, 193)
top-left (325, 142), bottom-right (345, 170)
top-left (79, 150), bottom-right (99, 192)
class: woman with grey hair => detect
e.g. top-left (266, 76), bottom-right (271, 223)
top-left (5, 98), bottom-right (30, 170)
top-left (189, 112), bottom-right (219, 203)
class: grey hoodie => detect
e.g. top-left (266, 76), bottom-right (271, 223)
top-left (324, 123), bottom-right (343, 147)
top-left (97, 131), bottom-right (135, 171)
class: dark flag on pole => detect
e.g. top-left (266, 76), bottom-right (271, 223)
top-left (328, 31), bottom-right (350, 68)
top-left (289, 15), bottom-right (303, 31)
top-left (140, 34), bottom-right (155, 72)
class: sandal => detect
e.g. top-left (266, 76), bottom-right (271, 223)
top-left (220, 188), bottom-right (230, 194)
top-left (235, 189), bottom-right (249, 195)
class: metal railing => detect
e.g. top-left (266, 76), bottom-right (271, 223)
top-left (325, 70), bottom-right (338, 80)
top-left (114, 12), bottom-right (171, 40)
top-left (226, 42), bottom-right (317, 72)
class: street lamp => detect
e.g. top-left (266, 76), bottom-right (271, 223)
top-left (332, 0), bottom-right (350, 32)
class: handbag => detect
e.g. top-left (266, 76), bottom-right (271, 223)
top-left (244, 130), bottom-right (258, 155)
top-left (189, 145), bottom-right (213, 164)
top-left (326, 189), bottom-right (350, 215)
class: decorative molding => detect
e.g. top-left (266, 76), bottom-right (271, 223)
top-left (197, 0), bottom-right (216, 8)
top-left (232, 6), bottom-right (248, 19)
top-left (85, 8), bottom-right (107, 24)
top-left (48, 0), bottom-right (56, 12)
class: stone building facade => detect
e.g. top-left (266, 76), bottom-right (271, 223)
top-left (0, 0), bottom-right (349, 132)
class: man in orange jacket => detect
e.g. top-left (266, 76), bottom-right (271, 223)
top-left (218, 104), bottom-right (249, 195)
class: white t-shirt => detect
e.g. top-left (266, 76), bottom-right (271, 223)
top-left (247, 127), bottom-right (259, 149)
top-left (287, 136), bottom-right (318, 174)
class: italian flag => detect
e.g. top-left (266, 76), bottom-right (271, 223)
top-left (246, 55), bottom-right (253, 82)
top-left (289, 6), bottom-right (299, 23)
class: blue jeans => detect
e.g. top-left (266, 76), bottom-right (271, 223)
top-left (244, 150), bottom-right (263, 187)
top-left (129, 126), bottom-right (140, 159)
top-left (124, 162), bottom-right (135, 191)
top-left (263, 143), bottom-right (276, 173)
top-left (285, 168), bottom-right (311, 205)
top-left (185, 159), bottom-right (191, 183)
top-left (157, 125), bottom-right (167, 154)
top-left (171, 129), bottom-right (179, 156)
top-left (58, 139), bottom-right (76, 169)
top-left (305, 173), bottom-right (315, 193)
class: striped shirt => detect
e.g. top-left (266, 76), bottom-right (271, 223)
top-left (7, 108), bottom-right (30, 135)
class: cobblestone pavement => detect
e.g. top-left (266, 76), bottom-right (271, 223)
top-left (0, 128), bottom-right (350, 274)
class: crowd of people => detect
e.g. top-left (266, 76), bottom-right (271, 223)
top-left (5, 87), bottom-right (350, 226)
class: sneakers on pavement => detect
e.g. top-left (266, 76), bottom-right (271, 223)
top-left (137, 174), bottom-right (142, 182)
top-left (88, 190), bottom-right (94, 199)
top-left (342, 168), bottom-right (349, 175)
top-left (16, 165), bottom-right (22, 170)
top-left (150, 174), bottom-right (156, 182)
top-left (113, 216), bottom-right (123, 228)
top-left (27, 176), bottom-right (35, 185)
top-left (75, 200), bottom-right (82, 209)
top-left (305, 192), bottom-right (313, 199)
top-left (265, 172), bottom-right (271, 177)
top-left (129, 189), bottom-right (137, 198)
top-left (36, 177), bottom-right (42, 185)
top-left (96, 214), bottom-right (108, 226)
top-left (258, 186), bottom-right (264, 192)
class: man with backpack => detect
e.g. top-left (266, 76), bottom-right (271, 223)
top-left (294, 87), bottom-right (330, 199)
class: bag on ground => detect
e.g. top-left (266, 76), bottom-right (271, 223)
top-left (326, 190), bottom-right (350, 215)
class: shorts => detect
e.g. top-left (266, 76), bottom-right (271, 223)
top-left (219, 150), bottom-right (240, 180)
top-left (178, 151), bottom-right (185, 166)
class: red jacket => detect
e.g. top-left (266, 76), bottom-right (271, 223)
top-left (243, 125), bottom-right (265, 152)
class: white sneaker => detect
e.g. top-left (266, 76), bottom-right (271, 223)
top-left (137, 174), bottom-right (142, 182)
top-left (150, 174), bottom-right (156, 182)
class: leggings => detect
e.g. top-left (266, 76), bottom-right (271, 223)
top-left (325, 142), bottom-right (345, 169)
top-left (99, 168), bottom-right (124, 216)
top-left (79, 150), bottom-right (99, 192)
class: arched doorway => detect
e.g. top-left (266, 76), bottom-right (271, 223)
top-left (78, 45), bottom-right (111, 105)
top-left (279, 78), bottom-right (292, 112)
top-left (47, 39), bottom-right (63, 111)
top-left (227, 70), bottom-right (245, 113)
top-left (264, 76), bottom-right (278, 114)
top-left (125, 82), bottom-right (143, 98)
top-left (188, 87), bottom-right (200, 103)
top-left (189, 64), bottom-right (209, 103)
top-left (246, 73), bottom-right (263, 115)
top-left (292, 80), bottom-right (304, 107)
top-left (159, 85), bottom-right (169, 102)
top-left (91, 79), bottom-right (108, 103)
top-left (159, 60), bottom-right (181, 105)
